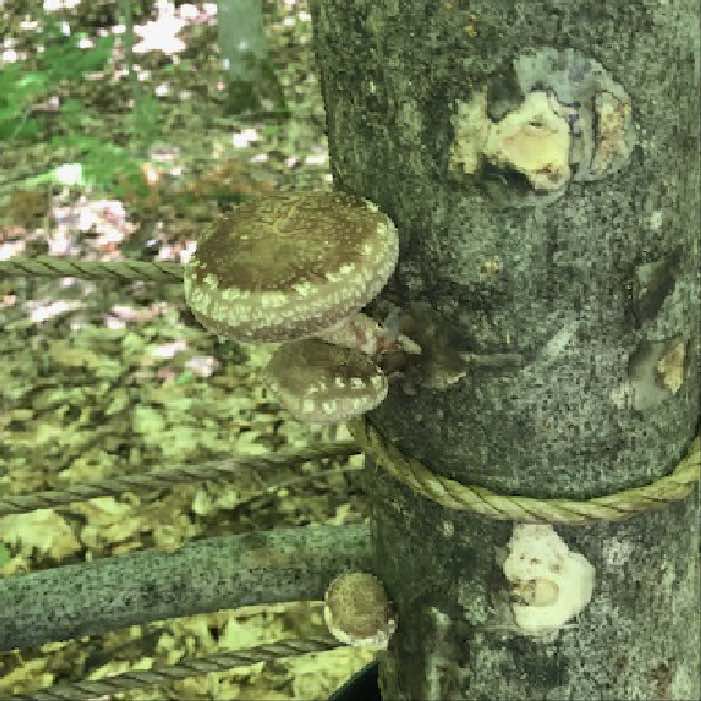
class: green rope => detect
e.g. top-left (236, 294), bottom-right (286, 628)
top-left (0, 256), bottom-right (183, 283)
top-left (349, 417), bottom-right (701, 524)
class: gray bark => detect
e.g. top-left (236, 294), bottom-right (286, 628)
top-left (0, 523), bottom-right (371, 650)
top-left (310, 1), bottom-right (700, 699)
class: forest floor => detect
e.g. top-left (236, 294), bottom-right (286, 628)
top-left (0, 1), bottom-right (373, 698)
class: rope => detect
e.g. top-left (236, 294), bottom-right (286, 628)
top-left (6, 635), bottom-right (344, 701)
top-left (2, 252), bottom-right (699, 701)
top-left (349, 417), bottom-right (701, 524)
top-left (2, 255), bottom-right (699, 525)
top-left (0, 441), bottom-right (362, 517)
top-left (0, 256), bottom-right (183, 283)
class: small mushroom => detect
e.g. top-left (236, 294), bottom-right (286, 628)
top-left (502, 524), bottom-right (595, 637)
top-left (323, 571), bottom-right (397, 648)
top-left (316, 310), bottom-right (421, 357)
top-left (265, 338), bottom-right (388, 424)
top-left (183, 191), bottom-right (399, 344)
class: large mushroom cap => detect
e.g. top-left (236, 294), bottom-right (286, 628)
top-left (265, 338), bottom-right (388, 424)
top-left (183, 191), bottom-right (399, 342)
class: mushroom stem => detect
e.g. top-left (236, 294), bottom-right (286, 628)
top-left (317, 311), bottom-right (421, 357)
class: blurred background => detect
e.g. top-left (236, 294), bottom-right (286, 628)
top-left (0, 1), bottom-right (374, 698)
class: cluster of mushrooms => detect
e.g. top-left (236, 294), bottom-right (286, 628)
top-left (183, 190), bottom-right (421, 424)
top-left (183, 191), bottom-right (409, 648)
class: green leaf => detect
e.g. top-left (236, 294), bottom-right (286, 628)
top-left (126, 94), bottom-right (162, 148)
top-left (40, 35), bottom-right (115, 83)
top-left (49, 134), bottom-right (146, 195)
top-left (0, 65), bottom-right (49, 141)
top-left (175, 371), bottom-right (194, 385)
top-left (59, 98), bottom-right (102, 131)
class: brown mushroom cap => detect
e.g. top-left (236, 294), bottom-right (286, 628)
top-left (265, 338), bottom-right (388, 424)
top-left (183, 191), bottom-right (399, 342)
top-left (323, 572), bottom-right (396, 647)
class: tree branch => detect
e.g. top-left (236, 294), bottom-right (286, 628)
top-left (0, 523), bottom-right (372, 651)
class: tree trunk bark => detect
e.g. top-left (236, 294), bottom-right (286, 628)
top-left (310, 1), bottom-right (700, 699)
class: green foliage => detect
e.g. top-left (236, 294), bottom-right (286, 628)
top-left (126, 93), bottom-right (163, 149)
top-left (0, 64), bottom-right (48, 140)
top-left (0, 543), bottom-right (10, 568)
top-left (0, 16), bottom-right (163, 198)
top-left (41, 33), bottom-right (115, 82)
top-left (0, 21), bottom-right (115, 143)
top-left (175, 370), bottom-right (194, 385)
top-left (50, 134), bottom-right (148, 197)
top-left (57, 98), bottom-right (97, 131)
